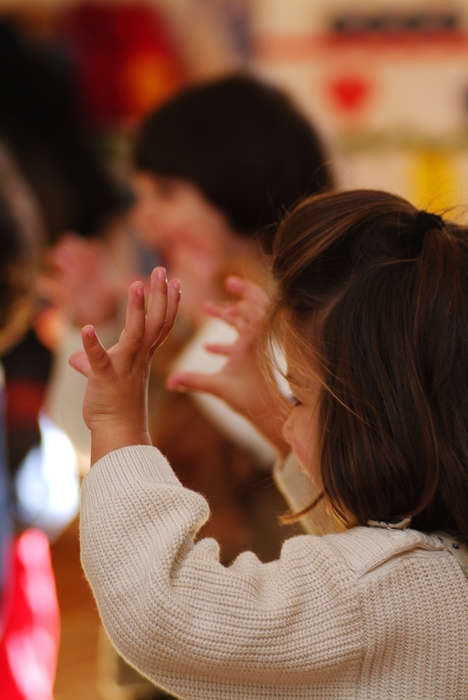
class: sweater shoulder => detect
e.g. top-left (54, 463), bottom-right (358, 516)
top-left (319, 527), bottom-right (446, 578)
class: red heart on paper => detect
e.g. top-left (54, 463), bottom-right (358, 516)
top-left (329, 76), bottom-right (371, 112)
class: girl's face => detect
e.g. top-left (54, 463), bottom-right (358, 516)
top-left (282, 360), bottom-right (322, 486)
top-left (130, 172), bottom-right (252, 326)
top-left (131, 173), bottom-right (233, 253)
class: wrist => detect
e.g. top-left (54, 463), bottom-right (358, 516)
top-left (90, 424), bottom-right (152, 465)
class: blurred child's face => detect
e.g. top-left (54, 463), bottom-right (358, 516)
top-left (282, 362), bottom-right (322, 486)
top-left (131, 173), bottom-right (231, 251)
top-left (131, 172), bottom-right (250, 326)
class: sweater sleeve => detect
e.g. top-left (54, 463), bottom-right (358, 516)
top-left (80, 446), bottom-right (363, 700)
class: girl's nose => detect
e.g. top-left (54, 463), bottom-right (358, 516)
top-left (282, 414), bottom-right (293, 445)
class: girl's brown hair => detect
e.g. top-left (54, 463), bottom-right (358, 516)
top-left (270, 189), bottom-right (468, 541)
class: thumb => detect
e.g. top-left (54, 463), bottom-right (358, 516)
top-left (166, 371), bottom-right (222, 397)
top-left (69, 350), bottom-right (90, 377)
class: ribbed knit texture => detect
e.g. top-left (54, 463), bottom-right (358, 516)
top-left (80, 445), bottom-right (468, 699)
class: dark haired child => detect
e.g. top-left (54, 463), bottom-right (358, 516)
top-left (77, 189), bottom-right (468, 699)
top-left (49, 72), bottom-right (334, 563)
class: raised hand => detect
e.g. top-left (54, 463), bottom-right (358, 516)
top-left (69, 267), bottom-right (180, 464)
top-left (166, 276), bottom-right (289, 456)
top-left (42, 233), bottom-right (123, 328)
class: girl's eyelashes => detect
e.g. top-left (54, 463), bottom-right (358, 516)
top-left (289, 394), bottom-right (302, 407)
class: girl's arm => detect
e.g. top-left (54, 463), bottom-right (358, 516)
top-left (76, 272), bottom-right (360, 698)
top-left (166, 276), bottom-right (290, 457)
top-left (69, 267), bottom-right (180, 464)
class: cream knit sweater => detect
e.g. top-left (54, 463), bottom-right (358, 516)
top-left (80, 445), bottom-right (468, 699)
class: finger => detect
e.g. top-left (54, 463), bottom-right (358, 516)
top-left (166, 371), bottom-right (222, 397)
top-left (202, 301), bottom-right (245, 331)
top-left (204, 343), bottom-right (232, 356)
top-left (81, 325), bottom-right (111, 372)
top-left (68, 350), bottom-right (90, 377)
top-left (227, 299), bottom-right (263, 327)
top-left (143, 267), bottom-right (169, 352)
top-left (209, 300), bottom-right (258, 331)
top-left (153, 278), bottom-right (180, 348)
top-left (225, 276), bottom-right (269, 309)
top-left (117, 281), bottom-right (147, 361)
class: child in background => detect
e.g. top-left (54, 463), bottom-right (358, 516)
top-left (76, 189), bottom-right (468, 699)
top-left (48, 73), bottom-right (334, 562)
top-left (132, 73), bottom-right (334, 559)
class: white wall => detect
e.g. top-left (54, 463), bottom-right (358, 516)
top-left (251, 0), bottom-right (468, 210)
top-left (3, 0), bottom-right (468, 208)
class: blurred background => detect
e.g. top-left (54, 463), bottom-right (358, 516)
top-left (0, 0), bottom-right (466, 699)
top-left (1, 0), bottom-right (466, 214)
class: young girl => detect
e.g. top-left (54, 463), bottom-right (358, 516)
top-left (76, 189), bottom-right (468, 699)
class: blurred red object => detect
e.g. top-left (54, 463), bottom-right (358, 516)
top-left (0, 530), bottom-right (59, 700)
top-left (327, 75), bottom-right (372, 113)
top-left (60, 2), bottom-right (187, 128)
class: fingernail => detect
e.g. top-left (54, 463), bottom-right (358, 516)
top-left (86, 326), bottom-right (95, 338)
top-left (157, 267), bottom-right (167, 281)
top-left (171, 384), bottom-right (186, 392)
top-left (173, 280), bottom-right (181, 293)
top-left (136, 283), bottom-right (144, 297)
top-left (166, 376), bottom-right (184, 391)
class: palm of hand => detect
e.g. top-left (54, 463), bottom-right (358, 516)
top-left (69, 268), bottom-right (180, 464)
top-left (45, 234), bottom-right (122, 328)
top-left (167, 277), bottom-right (289, 455)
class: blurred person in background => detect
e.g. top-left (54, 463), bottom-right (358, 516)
top-left (47, 71), bottom-right (334, 700)
top-left (49, 72), bottom-right (334, 560)
top-left (131, 74), bottom-right (334, 557)
top-left (0, 15), bottom-right (124, 489)
top-left (0, 17), bottom-right (122, 242)
top-left (0, 20), bottom-right (129, 695)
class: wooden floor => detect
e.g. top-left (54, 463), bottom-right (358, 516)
top-left (50, 517), bottom-right (165, 700)
top-left (51, 517), bottom-right (102, 700)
